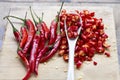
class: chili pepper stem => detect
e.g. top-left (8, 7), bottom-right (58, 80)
top-left (30, 6), bottom-right (38, 26)
top-left (30, 7), bottom-right (43, 24)
top-left (56, 2), bottom-right (64, 34)
top-left (4, 15), bottom-right (25, 22)
top-left (56, 2), bottom-right (64, 22)
top-left (5, 17), bottom-right (18, 32)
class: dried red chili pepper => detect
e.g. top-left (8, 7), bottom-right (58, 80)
top-left (5, 17), bottom-right (21, 42)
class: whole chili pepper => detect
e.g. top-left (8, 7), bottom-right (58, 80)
top-left (5, 15), bottom-right (35, 55)
top-left (20, 26), bottom-right (28, 48)
top-left (48, 2), bottom-right (64, 45)
top-left (29, 8), bottom-right (41, 73)
top-left (40, 35), bottom-right (61, 63)
top-left (5, 17), bottom-right (21, 42)
top-left (35, 46), bottom-right (50, 75)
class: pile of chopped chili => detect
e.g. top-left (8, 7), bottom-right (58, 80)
top-left (4, 3), bottom-right (110, 80)
top-left (58, 9), bottom-right (110, 69)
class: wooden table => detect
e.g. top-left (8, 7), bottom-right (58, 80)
top-left (0, 0), bottom-right (120, 77)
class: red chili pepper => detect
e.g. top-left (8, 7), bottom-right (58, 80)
top-left (25, 19), bottom-right (35, 34)
top-left (37, 36), bottom-right (45, 53)
top-left (17, 50), bottom-right (29, 70)
top-left (5, 17), bottom-right (21, 42)
top-left (35, 46), bottom-right (49, 75)
top-left (22, 19), bottom-right (35, 55)
top-left (48, 2), bottom-right (64, 45)
top-left (48, 20), bottom-right (58, 45)
top-left (29, 8), bottom-right (42, 73)
top-left (17, 50), bottom-right (31, 80)
top-left (40, 35), bottom-right (61, 63)
top-left (20, 26), bottom-right (28, 48)
top-left (29, 31), bottom-right (41, 73)
top-left (41, 22), bottom-right (50, 40)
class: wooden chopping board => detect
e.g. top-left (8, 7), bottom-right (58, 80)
top-left (0, 6), bottom-right (119, 80)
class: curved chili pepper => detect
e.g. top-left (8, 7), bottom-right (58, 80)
top-left (5, 17), bottom-right (21, 42)
top-left (40, 35), bottom-right (61, 63)
top-left (35, 46), bottom-right (49, 75)
top-left (20, 26), bottom-right (28, 48)
top-left (17, 50), bottom-right (31, 80)
top-left (17, 50), bottom-right (29, 70)
top-left (23, 68), bottom-right (31, 80)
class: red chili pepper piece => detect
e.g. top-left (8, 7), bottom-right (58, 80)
top-left (6, 17), bottom-right (21, 42)
top-left (20, 26), bottom-right (28, 48)
top-left (40, 35), bottom-right (61, 63)
top-left (29, 31), bottom-right (41, 73)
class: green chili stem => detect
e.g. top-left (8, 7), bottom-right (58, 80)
top-left (6, 17), bottom-right (18, 32)
top-left (4, 15), bottom-right (25, 22)
top-left (30, 6), bottom-right (38, 26)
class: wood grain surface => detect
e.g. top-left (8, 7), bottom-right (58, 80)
top-left (0, 6), bottom-right (119, 80)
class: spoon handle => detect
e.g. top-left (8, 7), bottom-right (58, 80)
top-left (67, 40), bottom-right (76, 80)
